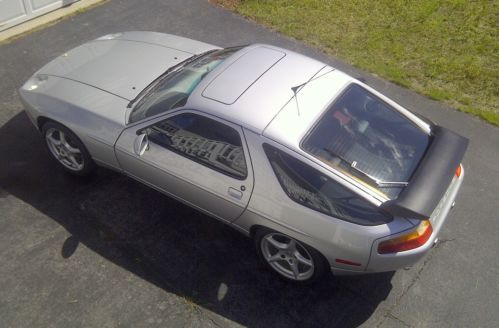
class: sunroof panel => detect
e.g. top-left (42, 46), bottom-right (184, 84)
top-left (202, 46), bottom-right (285, 105)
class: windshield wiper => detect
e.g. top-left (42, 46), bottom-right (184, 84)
top-left (322, 148), bottom-right (408, 188)
top-left (127, 49), bottom-right (218, 109)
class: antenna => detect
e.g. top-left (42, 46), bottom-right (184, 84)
top-left (290, 67), bottom-right (335, 117)
top-left (291, 82), bottom-right (307, 116)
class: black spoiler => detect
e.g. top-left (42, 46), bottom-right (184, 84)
top-left (381, 126), bottom-right (469, 220)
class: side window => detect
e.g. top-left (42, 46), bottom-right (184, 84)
top-left (145, 113), bottom-right (247, 179)
top-left (263, 144), bottom-right (391, 226)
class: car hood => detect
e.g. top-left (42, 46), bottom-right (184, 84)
top-left (36, 32), bottom-right (218, 101)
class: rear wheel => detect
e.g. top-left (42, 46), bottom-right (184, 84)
top-left (42, 121), bottom-right (95, 176)
top-left (254, 227), bottom-right (328, 283)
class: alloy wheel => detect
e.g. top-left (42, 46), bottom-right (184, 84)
top-left (45, 127), bottom-right (84, 171)
top-left (260, 232), bottom-right (315, 281)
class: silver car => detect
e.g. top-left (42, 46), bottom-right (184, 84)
top-left (19, 32), bottom-right (468, 283)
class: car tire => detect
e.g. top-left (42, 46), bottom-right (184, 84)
top-left (254, 227), bottom-right (328, 284)
top-left (41, 121), bottom-right (96, 176)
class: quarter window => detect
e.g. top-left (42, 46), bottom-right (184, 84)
top-left (263, 144), bottom-right (391, 225)
top-left (146, 113), bottom-right (247, 179)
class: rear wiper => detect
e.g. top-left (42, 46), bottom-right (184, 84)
top-left (322, 148), bottom-right (408, 188)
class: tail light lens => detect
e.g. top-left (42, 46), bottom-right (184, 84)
top-left (378, 220), bottom-right (433, 254)
top-left (455, 164), bottom-right (462, 177)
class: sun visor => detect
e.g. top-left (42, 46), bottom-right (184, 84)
top-left (381, 125), bottom-right (469, 219)
top-left (202, 46), bottom-right (285, 105)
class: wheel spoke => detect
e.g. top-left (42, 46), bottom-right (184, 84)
top-left (294, 252), bottom-right (313, 267)
top-left (52, 147), bottom-right (62, 157)
top-left (62, 158), bottom-right (72, 167)
top-left (290, 261), bottom-right (300, 279)
top-left (47, 134), bottom-right (61, 146)
top-left (67, 155), bottom-right (80, 168)
top-left (267, 252), bottom-right (283, 263)
top-left (265, 235), bottom-right (287, 250)
top-left (286, 239), bottom-right (297, 252)
top-left (65, 143), bottom-right (81, 154)
top-left (60, 134), bottom-right (80, 154)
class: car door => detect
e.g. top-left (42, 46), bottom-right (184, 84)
top-left (114, 110), bottom-right (254, 223)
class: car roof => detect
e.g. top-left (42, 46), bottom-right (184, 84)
top-left (189, 43), bottom-right (429, 150)
top-left (187, 43), bottom-right (432, 204)
top-left (187, 44), bottom-right (327, 133)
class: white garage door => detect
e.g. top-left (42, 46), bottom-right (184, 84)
top-left (0, 0), bottom-right (78, 32)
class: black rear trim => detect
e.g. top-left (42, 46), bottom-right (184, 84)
top-left (380, 126), bottom-right (469, 219)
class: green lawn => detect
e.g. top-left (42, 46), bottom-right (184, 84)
top-left (215, 0), bottom-right (498, 126)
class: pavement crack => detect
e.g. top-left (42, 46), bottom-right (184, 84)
top-left (191, 304), bottom-right (225, 328)
top-left (386, 313), bottom-right (412, 327)
top-left (204, 314), bottom-right (225, 328)
top-left (434, 237), bottom-right (455, 248)
top-left (387, 313), bottom-right (413, 328)
top-left (375, 250), bottom-right (436, 328)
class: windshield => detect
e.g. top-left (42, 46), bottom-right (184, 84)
top-left (129, 48), bottom-right (240, 123)
top-left (302, 84), bottom-right (430, 199)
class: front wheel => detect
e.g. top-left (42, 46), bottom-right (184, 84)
top-left (254, 228), bottom-right (328, 283)
top-left (42, 121), bottom-right (95, 176)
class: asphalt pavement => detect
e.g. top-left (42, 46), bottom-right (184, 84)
top-left (0, 1), bottom-right (498, 327)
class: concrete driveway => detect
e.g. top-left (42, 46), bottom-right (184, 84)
top-left (0, 1), bottom-right (498, 327)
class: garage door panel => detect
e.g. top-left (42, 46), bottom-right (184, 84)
top-left (1, 0), bottom-right (78, 32)
top-left (29, 0), bottom-right (62, 11)
top-left (0, 0), bottom-right (27, 25)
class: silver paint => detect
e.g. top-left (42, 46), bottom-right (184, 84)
top-left (19, 32), bottom-right (462, 276)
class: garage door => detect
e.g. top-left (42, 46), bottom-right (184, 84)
top-left (0, 0), bottom-right (78, 32)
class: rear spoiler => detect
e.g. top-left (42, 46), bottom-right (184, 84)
top-left (381, 126), bottom-right (469, 220)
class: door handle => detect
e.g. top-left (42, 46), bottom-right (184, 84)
top-left (228, 187), bottom-right (243, 200)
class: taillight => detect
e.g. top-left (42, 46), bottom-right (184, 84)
top-left (378, 220), bottom-right (433, 254)
top-left (455, 164), bottom-right (462, 177)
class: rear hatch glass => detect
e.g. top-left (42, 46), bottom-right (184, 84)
top-left (302, 84), bottom-right (430, 199)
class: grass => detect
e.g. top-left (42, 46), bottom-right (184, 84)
top-left (214, 0), bottom-right (499, 126)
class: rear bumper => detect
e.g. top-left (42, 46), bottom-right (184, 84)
top-left (365, 166), bottom-right (464, 273)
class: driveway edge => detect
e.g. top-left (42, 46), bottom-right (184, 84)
top-left (0, 0), bottom-right (108, 44)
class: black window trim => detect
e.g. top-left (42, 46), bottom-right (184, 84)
top-left (262, 142), bottom-right (393, 226)
top-left (139, 111), bottom-right (249, 180)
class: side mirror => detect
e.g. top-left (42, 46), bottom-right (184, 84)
top-left (134, 132), bottom-right (149, 156)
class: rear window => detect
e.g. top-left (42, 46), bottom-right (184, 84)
top-left (302, 84), bottom-right (430, 199)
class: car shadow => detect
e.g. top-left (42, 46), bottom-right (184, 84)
top-left (0, 112), bottom-right (394, 328)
